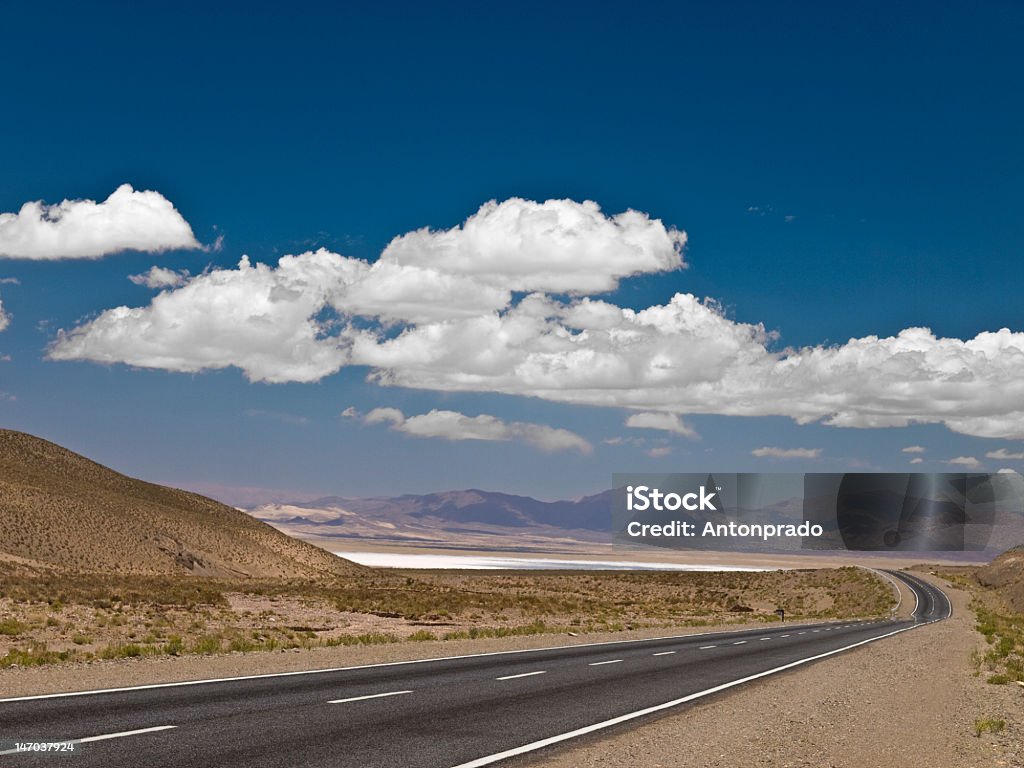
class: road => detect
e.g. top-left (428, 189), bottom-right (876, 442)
top-left (0, 570), bottom-right (950, 767)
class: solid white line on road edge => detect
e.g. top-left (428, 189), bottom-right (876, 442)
top-left (0, 621), bottom-right (845, 704)
top-left (588, 660), bottom-right (623, 666)
top-left (78, 726), bottom-right (178, 743)
top-left (699, 645), bottom-right (716, 649)
top-left (328, 690), bottom-right (412, 704)
top-left (0, 726), bottom-right (177, 756)
top-left (496, 671), bottom-right (546, 681)
top-left (446, 620), bottom-right (942, 768)
top-left (652, 651), bottom-right (676, 656)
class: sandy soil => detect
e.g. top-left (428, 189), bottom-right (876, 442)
top-left (525, 573), bottom-right (1023, 768)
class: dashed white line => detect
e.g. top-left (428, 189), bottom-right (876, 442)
top-left (699, 645), bottom-right (717, 649)
top-left (652, 651), bottom-right (677, 656)
top-left (780, 634), bottom-right (791, 638)
top-left (496, 671), bottom-right (546, 681)
top-left (759, 637), bottom-right (771, 641)
top-left (589, 659), bottom-right (623, 666)
top-left (0, 726), bottom-right (178, 756)
top-left (328, 690), bottom-right (412, 704)
top-left (798, 631), bottom-right (807, 635)
top-left (447, 618), bottom-right (941, 768)
top-left (732, 641), bottom-right (747, 645)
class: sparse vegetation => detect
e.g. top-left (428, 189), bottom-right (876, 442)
top-left (935, 560), bottom-right (1024, 685)
top-left (974, 717), bottom-right (1006, 737)
top-left (0, 566), bottom-right (894, 669)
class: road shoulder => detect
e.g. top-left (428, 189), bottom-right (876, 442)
top-left (524, 574), bottom-right (1021, 768)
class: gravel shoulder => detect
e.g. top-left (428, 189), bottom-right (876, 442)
top-left (525, 573), bottom-right (1023, 768)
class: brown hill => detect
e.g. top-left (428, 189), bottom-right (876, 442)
top-left (0, 430), bottom-right (362, 578)
top-left (976, 546), bottom-right (1024, 612)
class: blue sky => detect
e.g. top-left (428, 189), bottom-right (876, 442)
top-left (1, 2), bottom-right (1022, 502)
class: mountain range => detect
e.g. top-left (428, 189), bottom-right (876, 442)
top-left (248, 489), bottom-right (614, 552)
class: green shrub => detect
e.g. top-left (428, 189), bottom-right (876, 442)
top-left (974, 718), bottom-right (1006, 737)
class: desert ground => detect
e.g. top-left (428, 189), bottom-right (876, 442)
top-left (0, 562), bottom-right (891, 668)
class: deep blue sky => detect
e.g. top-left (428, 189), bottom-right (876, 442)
top-left (1, 1), bottom-right (1022, 501)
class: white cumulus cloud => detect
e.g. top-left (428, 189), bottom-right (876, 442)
top-left (129, 266), bottom-right (191, 289)
top-left (624, 411), bottom-right (698, 438)
top-left (381, 198), bottom-right (686, 294)
top-left (947, 456), bottom-right (982, 468)
top-left (349, 406), bottom-right (591, 454)
top-left (751, 446), bottom-right (821, 459)
top-left (44, 197), bottom-right (1024, 441)
top-left (910, 457), bottom-right (924, 465)
top-left (51, 253), bottom-right (355, 383)
top-left (902, 445), bottom-right (926, 454)
top-left (0, 298), bottom-right (9, 332)
top-left (0, 184), bottom-right (200, 260)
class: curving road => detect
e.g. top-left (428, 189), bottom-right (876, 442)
top-left (0, 570), bottom-right (950, 767)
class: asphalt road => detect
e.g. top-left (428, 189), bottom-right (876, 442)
top-left (0, 570), bottom-right (950, 767)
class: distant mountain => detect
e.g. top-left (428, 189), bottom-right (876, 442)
top-left (0, 430), bottom-right (363, 578)
top-left (248, 489), bottom-right (614, 551)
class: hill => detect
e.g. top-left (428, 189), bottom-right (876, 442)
top-left (976, 546), bottom-right (1024, 612)
top-left (0, 430), bottom-right (362, 578)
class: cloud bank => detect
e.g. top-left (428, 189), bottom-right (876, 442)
top-left (0, 298), bottom-right (9, 332)
top-left (0, 184), bottom-right (200, 260)
top-left (751, 447), bottom-right (822, 459)
top-left (346, 406), bottom-right (592, 454)
top-left (986, 448), bottom-right (1024, 461)
top-left (46, 197), bottom-right (1024, 440)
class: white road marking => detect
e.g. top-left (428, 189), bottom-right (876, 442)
top-left (0, 726), bottom-right (177, 756)
top-left (328, 690), bottom-right (412, 704)
top-left (780, 634), bottom-right (790, 638)
top-left (652, 651), bottom-right (676, 656)
top-left (759, 637), bottom-right (771, 641)
top-left (78, 726), bottom-right (178, 743)
top-left (699, 645), bottom-right (716, 649)
top-left (732, 641), bottom-right (747, 645)
top-left (798, 631), bottom-right (807, 635)
top-left (589, 659), bottom-right (623, 666)
top-left (446, 618), bottom-right (943, 768)
top-left (496, 671), bottom-right (546, 681)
